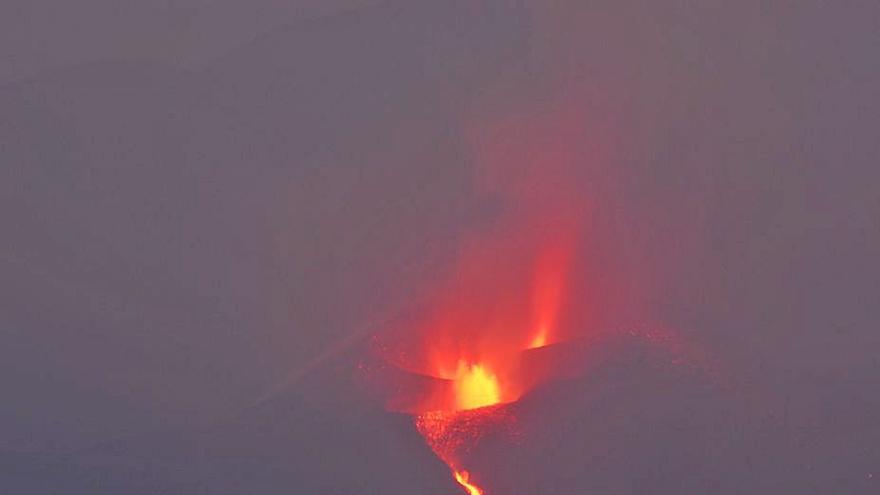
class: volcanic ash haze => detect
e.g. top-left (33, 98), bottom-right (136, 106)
top-left (2, 1), bottom-right (879, 494)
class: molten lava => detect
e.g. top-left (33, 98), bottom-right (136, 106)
top-left (454, 361), bottom-right (502, 410)
top-left (528, 326), bottom-right (548, 349)
top-left (396, 233), bottom-right (574, 494)
top-left (375, 217), bottom-right (579, 495)
top-left (414, 407), bottom-right (511, 495)
top-left (454, 470), bottom-right (484, 495)
top-left (363, 92), bottom-right (715, 494)
top-left (374, 94), bottom-right (599, 494)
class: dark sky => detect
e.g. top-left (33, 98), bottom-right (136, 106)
top-left (2, 1), bottom-right (878, 493)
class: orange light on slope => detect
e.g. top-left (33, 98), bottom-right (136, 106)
top-left (364, 91), bottom-right (716, 495)
top-left (374, 94), bottom-right (596, 495)
top-left (454, 469), bottom-right (484, 495)
top-left (528, 238), bottom-right (573, 349)
top-left (395, 235), bottom-right (574, 495)
top-left (396, 236), bottom-right (572, 495)
top-left (454, 361), bottom-right (501, 410)
top-left (415, 409), bottom-right (503, 495)
top-left (528, 325), bottom-right (549, 349)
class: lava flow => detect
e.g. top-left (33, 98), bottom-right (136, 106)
top-left (413, 361), bottom-right (512, 494)
top-left (454, 470), bottom-right (484, 495)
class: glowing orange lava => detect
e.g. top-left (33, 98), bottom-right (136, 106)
top-left (454, 469), bottom-right (484, 495)
top-left (454, 361), bottom-right (501, 410)
top-left (528, 326), bottom-right (548, 349)
top-left (365, 92), bottom-right (713, 495)
top-left (414, 408), bottom-right (506, 495)
top-left (373, 94), bottom-right (600, 495)
top-left (386, 231), bottom-right (576, 495)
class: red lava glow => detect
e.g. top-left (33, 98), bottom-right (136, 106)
top-left (453, 362), bottom-right (501, 410)
top-left (372, 221), bottom-right (576, 495)
top-left (386, 227), bottom-right (579, 495)
top-left (414, 406), bottom-right (515, 495)
top-left (364, 92), bottom-right (717, 494)
top-left (372, 95), bottom-right (597, 494)
top-left (453, 470), bottom-right (484, 495)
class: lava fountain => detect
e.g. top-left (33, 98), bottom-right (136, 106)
top-left (357, 90), bottom-right (718, 493)
top-left (370, 93), bottom-right (620, 493)
top-left (377, 227), bottom-right (577, 494)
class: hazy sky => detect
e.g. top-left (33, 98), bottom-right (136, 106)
top-left (2, 1), bottom-right (878, 493)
